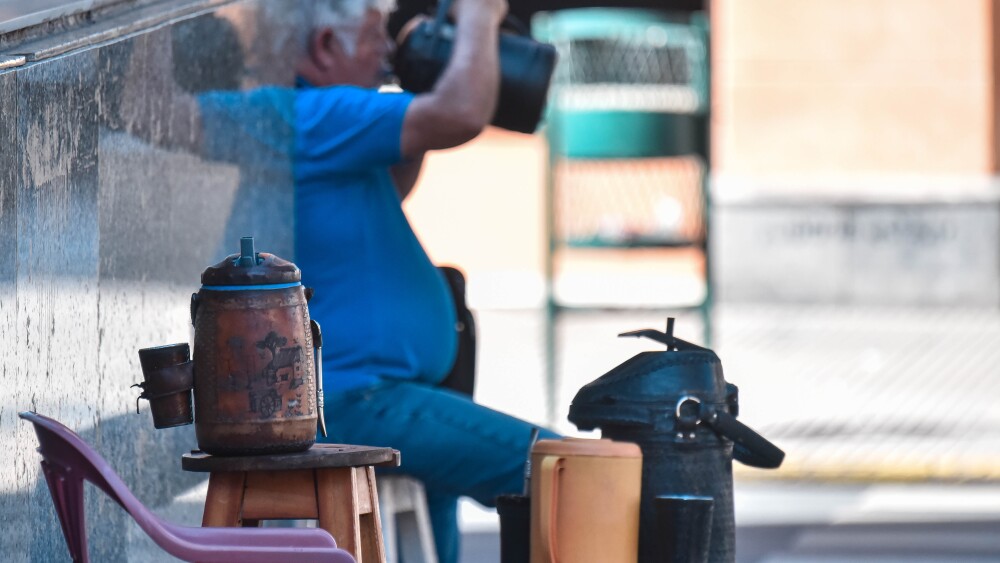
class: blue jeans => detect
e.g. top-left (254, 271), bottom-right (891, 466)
top-left (319, 380), bottom-right (559, 563)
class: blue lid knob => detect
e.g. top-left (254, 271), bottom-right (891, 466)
top-left (237, 236), bottom-right (257, 267)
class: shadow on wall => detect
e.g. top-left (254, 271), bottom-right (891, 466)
top-left (1, 6), bottom-right (306, 561)
top-left (97, 12), bottom-right (296, 275)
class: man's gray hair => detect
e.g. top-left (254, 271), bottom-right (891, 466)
top-left (311, 0), bottom-right (397, 55)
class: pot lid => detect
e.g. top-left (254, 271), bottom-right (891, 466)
top-left (200, 237), bottom-right (300, 286)
top-left (568, 319), bottom-right (728, 430)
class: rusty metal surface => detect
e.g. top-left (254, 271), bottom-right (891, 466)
top-left (136, 344), bottom-right (195, 428)
top-left (0, 1), bottom-right (304, 560)
top-left (193, 286), bottom-right (317, 455)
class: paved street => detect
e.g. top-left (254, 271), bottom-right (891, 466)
top-left (458, 481), bottom-right (1000, 562)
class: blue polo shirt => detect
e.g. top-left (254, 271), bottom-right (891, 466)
top-left (293, 85), bottom-right (458, 393)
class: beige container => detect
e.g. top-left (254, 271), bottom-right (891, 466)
top-left (530, 438), bottom-right (643, 563)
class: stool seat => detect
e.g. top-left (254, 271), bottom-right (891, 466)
top-left (183, 443), bottom-right (400, 563)
top-left (182, 444), bottom-right (400, 472)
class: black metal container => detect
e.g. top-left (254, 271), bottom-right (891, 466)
top-left (568, 319), bottom-right (784, 563)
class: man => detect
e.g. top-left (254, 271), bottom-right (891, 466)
top-left (291, 1), bottom-right (558, 561)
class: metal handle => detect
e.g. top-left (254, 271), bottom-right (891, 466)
top-left (537, 456), bottom-right (564, 563)
top-left (618, 317), bottom-right (709, 352)
top-left (702, 406), bottom-right (784, 469)
top-left (311, 319), bottom-right (328, 438)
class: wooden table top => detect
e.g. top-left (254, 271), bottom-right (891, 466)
top-left (182, 443), bottom-right (401, 473)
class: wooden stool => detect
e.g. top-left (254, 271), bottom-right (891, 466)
top-left (182, 444), bottom-right (400, 563)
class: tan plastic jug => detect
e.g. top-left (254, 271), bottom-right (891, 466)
top-left (530, 438), bottom-right (643, 563)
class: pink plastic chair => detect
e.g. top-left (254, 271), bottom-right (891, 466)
top-left (19, 411), bottom-right (357, 563)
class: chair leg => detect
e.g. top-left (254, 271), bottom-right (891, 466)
top-left (379, 477), bottom-right (438, 563)
top-left (41, 461), bottom-right (88, 563)
top-left (378, 479), bottom-right (399, 563)
top-left (408, 481), bottom-right (438, 563)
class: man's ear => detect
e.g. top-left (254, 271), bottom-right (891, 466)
top-left (309, 27), bottom-right (342, 70)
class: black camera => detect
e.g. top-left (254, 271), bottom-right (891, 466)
top-left (391, 0), bottom-right (557, 134)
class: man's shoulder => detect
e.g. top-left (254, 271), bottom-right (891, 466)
top-left (297, 85), bottom-right (412, 110)
top-left (293, 85), bottom-right (414, 172)
top-left (298, 84), bottom-right (377, 102)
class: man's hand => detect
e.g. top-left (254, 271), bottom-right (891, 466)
top-left (399, 0), bottom-right (508, 159)
top-left (452, 0), bottom-right (508, 27)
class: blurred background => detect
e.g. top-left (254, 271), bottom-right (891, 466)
top-left (2, 0), bottom-right (999, 561)
top-left (401, 1), bottom-right (1000, 560)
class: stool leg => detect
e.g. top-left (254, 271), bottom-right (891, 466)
top-left (202, 471), bottom-right (246, 527)
top-left (317, 467), bottom-right (363, 561)
top-left (378, 478), bottom-right (400, 563)
top-left (359, 467), bottom-right (386, 563)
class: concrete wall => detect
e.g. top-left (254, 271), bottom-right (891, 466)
top-left (712, 0), bottom-right (997, 176)
top-left (710, 0), bottom-right (1000, 306)
top-left (0, 1), bottom-right (302, 559)
top-left (713, 192), bottom-right (1000, 306)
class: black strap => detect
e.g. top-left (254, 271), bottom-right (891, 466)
top-left (701, 405), bottom-right (785, 469)
top-left (425, 0), bottom-right (454, 47)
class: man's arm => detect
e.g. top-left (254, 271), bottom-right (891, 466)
top-left (399, 0), bottom-right (507, 159)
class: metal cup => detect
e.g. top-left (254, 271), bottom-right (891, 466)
top-left (496, 494), bottom-right (531, 563)
top-left (654, 495), bottom-right (715, 563)
top-left (135, 343), bottom-right (194, 429)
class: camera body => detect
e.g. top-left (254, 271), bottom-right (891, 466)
top-left (392, 5), bottom-right (557, 134)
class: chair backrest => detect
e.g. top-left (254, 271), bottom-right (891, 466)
top-left (533, 8), bottom-right (710, 160)
top-left (437, 266), bottom-right (477, 397)
top-left (19, 411), bottom-right (147, 515)
top-left (19, 411), bottom-right (167, 563)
